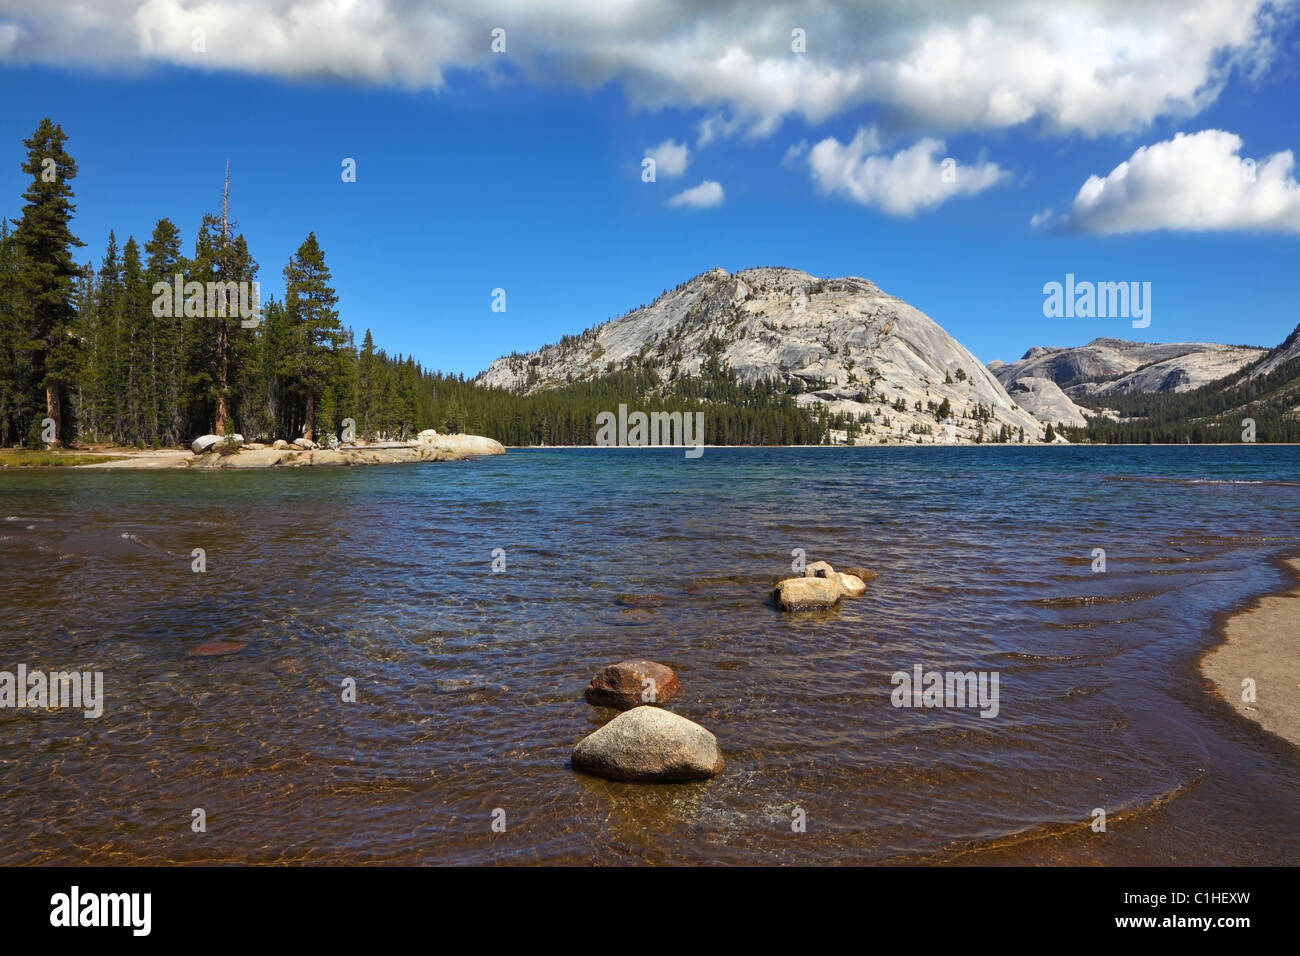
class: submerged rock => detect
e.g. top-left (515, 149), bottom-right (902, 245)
top-left (572, 706), bottom-right (723, 782)
top-left (774, 575), bottom-right (843, 611)
top-left (585, 659), bottom-right (681, 710)
top-left (615, 593), bottom-right (667, 608)
top-left (188, 641), bottom-right (245, 657)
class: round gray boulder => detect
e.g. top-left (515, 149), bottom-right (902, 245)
top-left (572, 706), bottom-right (724, 782)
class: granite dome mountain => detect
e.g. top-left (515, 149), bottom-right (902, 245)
top-left (477, 267), bottom-right (1047, 444)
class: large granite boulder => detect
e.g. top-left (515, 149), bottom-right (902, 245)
top-left (774, 575), bottom-right (843, 611)
top-left (191, 434), bottom-right (221, 454)
top-left (572, 706), bottom-right (723, 782)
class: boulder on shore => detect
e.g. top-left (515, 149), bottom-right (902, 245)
top-left (585, 659), bottom-right (681, 710)
top-left (572, 706), bottom-right (724, 782)
top-left (416, 428), bottom-right (439, 444)
top-left (292, 437), bottom-right (318, 450)
top-left (191, 434), bottom-right (221, 454)
top-left (775, 575), bottom-right (843, 611)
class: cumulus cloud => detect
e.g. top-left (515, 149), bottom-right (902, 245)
top-left (644, 139), bottom-right (688, 178)
top-left (808, 127), bottom-right (1005, 216)
top-left (1048, 129), bottom-right (1300, 234)
top-left (668, 180), bottom-right (724, 209)
top-left (0, 1), bottom-right (1283, 138)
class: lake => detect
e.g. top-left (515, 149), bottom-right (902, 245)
top-left (1, 446), bottom-right (1298, 864)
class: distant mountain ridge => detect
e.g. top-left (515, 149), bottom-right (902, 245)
top-left (1060, 324), bottom-right (1300, 443)
top-left (988, 337), bottom-right (1267, 400)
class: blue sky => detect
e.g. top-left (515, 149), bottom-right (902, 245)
top-left (1, 1), bottom-right (1298, 376)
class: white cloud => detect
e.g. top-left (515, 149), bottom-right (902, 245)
top-left (0, 1), bottom-right (1283, 138)
top-left (668, 180), bottom-right (724, 209)
top-left (781, 139), bottom-right (809, 168)
top-left (808, 127), bottom-right (1005, 216)
top-left (1049, 129), bottom-right (1300, 234)
top-left (644, 139), bottom-right (688, 178)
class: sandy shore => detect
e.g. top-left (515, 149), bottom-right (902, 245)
top-left (1201, 556), bottom-right (1300, 748)
top-left (74, 435), bottom-right (505, 469)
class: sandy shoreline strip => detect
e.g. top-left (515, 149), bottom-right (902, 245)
top-left (64, 434), bottom-right (506, 469)
top-left (1201, 556), bottom-right (1300, 749)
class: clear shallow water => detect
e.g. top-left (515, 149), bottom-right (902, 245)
top-left (1, 446), bottom-right (1298, 865)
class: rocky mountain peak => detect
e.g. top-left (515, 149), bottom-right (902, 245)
top-left (477, 266), bottom-right (1048, 444)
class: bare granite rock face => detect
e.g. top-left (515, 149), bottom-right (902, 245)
top-left (1004, 377), bottom-right (1090, 429)
top-left (572, 706), bottom-right (723, 782)
top-left (1244, 323), bottom-right (1300, 381)
top-left (476, 266), bottom-right (1048, 445)
top-left (991, 337), bottom-right (1266, 404)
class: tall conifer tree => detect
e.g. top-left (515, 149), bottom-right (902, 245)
top-left (11, 118), bottom-right (83, 445)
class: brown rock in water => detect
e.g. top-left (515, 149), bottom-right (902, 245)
top-left (572, 706), bottom-right (723, 782)
top-left (585, 659), bottom-right (681, 710)
top-left (615, 593), bottom-right (667, 608)
top-left (774, 575), bottom-right (843, 611)
top-left (615, 608), bottom-right (656, 625)
top-left (189, 641), bottom-right (245, 657)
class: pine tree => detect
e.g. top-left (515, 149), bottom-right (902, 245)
top-left (188, 168), bottom-right (258, 437)
top-left (358, 328), bottom-right (378, 439)
top-left (144, 218), bottom-right (186, 445)
top-left (11, 118), bottom-right (84, 446)
top-left (0, 219), bottom-right (27, 444)
top-left (93, 231), bottom-right (124, 441)
top-left (256, 296), bottom-right (287, 438)
top-left (281, 233), bottom-right (340, 442)
top-left (120, 236), bottom-right (150, 444)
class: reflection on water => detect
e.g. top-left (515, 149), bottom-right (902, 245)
top-left (1, 446), bottom-right (1298, 864)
